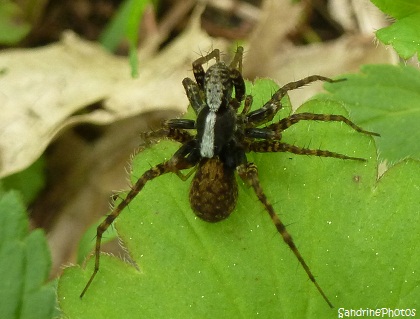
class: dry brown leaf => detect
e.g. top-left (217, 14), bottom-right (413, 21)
top-left (247, 35), bottom-right (397, 107)
top-left (328, 0), bottom-right (389, 33)
top-left (244, 0), bottom-right (303, 77)
top-left (243, 0), bottom-right (397, 107)
top-left (0, 17), bottom-right (226, 179)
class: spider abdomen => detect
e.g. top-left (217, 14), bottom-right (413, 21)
top-left (189, 157), bottom-right (238, 222)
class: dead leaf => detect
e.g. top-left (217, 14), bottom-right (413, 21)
top-left (0, 17), bottom-right (226, 178)
top-left (243, 0), bottom-right (397, 107)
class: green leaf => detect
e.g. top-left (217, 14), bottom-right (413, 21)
top-left (58, 79), bottom-right (420, 318)
top-left (100, 0), bottom-right (154, 77)
top-left (322, 64), bottom-right (420, 164)
top-left (370, 0), bottom-right (420, 19)
top-left (0, 191), bottom-right (56, 319)
top-left (77, 216), bottom-right (118, 265)
top-left (1, 156), bottom-right (46, 205)
top-left (376, 12), bottom-right (420, 60)
top-left (0, 1), bottom-right (31, 45)
top-left (99, 0), bottom-right (134, 51)
top-left (371, 0), bottom-right (420, 59)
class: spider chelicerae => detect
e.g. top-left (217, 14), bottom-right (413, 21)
top-left (80, 46), bottom-right (379, 307)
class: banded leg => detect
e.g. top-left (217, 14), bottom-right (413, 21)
top-left (80, 142), bottom-right (196, 298)
top-left (267, 113), bottom-right (380, 137)
top-left (246, 76), bottom-right (345, 127)
top-left (164, 119), bottom-right (195, 130)
top-left (237, 162), bottom-right (333, 308)
top-left (229, 46), bottom-right (244, 72)
top-left (192, 49), bottom-right (220, 88)
top-left (241, 95), bottom-right (253, 115)
top-left (228, 46), bottom-right (246, 108)
top-left (141, 126), bottom-right (194, 146)
top-left (247, 140), bottom-right (366, 161)
top-left (182, 78), bottom-right (206, 114)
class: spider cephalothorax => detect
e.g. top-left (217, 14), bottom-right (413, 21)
top-left (81, 46), bottom-right (379, 307)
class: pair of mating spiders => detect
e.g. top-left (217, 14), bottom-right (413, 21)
top-left (80, 46), bottom-right (378, 307)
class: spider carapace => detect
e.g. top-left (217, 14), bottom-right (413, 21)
top-left (80, 46), bottom-right (379, 307)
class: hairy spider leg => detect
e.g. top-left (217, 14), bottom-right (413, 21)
top-left (182, 78), bottom-right (206, 114)
top-left (189, 47), bottom-right (246, 111)
top-left (141, 124), bottom-right (198, 182)
top-left (247, 140), bottom-right (367, 161)
top-left (80, 139), bottom-right (197, 298)
top-left (192, 49), bottom-right (220, 89)
top-left (267, 113), bottom-right (380, 139)
top-left (241, 95), bottom-right (253, 115)
top-left (246, 76), bottom-right (345, 127)
top-left (163, 119), bottom-right (195, 130)
top-left (237, 162), bottom-right (334, 308)
top-left (229, 46), bottom-right (244, 72)
top-left (228, 67), bottom-right (246, 109)
top-left (227, 46), bottom-right (246, 109)
top-left (142, 126), bottom-right (194, 145)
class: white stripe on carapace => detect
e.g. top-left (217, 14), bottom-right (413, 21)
top-left (200, 112), bottom-right (216, 158)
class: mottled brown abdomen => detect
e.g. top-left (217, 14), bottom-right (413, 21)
top-left (189, 157), bottom-right (238, 222)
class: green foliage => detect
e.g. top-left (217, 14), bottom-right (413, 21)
top-left (0, 0), bottom-right (31, 45)
top-left (0, 191), bottom-right (57, 319)
top-left (77, 217), bottom-right (118, 265)
top-left (371, 0), bottom-right (420, 19)
top-left (58, 79), bottom-right (420, 318)
top-left (372, 0), bottom-right (420, 59)
top-left (321, 64), bottom-right (420, 164)
top-left (1, 156), bottom-right (46, 205)
top-left (100, 0), bottom-right (156, 77)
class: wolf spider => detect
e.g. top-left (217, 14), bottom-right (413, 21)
top-left (80, 46), bottom-right (379, 307)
